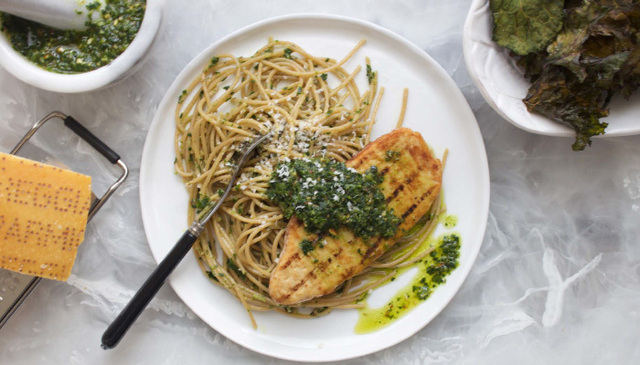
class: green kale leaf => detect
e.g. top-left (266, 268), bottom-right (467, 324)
top-left (546, 0), bottom-right (636, 81)
top-left (618, 48), bottom-right (640, 98)
top-left (491, 0), bottom-right (564, 56)
top-left (492, 0), bottom-right (640, 150)
top-left (523, 67), bottom-right (609, 151)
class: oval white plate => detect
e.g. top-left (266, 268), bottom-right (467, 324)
top-left (140, 14), bottom-right (490, 362)
top-left (463, 0), bottom-right (640, 137)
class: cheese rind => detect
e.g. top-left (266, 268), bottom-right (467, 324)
top-left (0, 152), bottom-right (92, 281)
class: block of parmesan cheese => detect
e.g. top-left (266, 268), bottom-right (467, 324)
top-left (0, 152), bottom-right (92, 281)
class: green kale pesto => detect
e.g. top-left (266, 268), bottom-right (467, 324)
top-left (426, 234), bottom-right (460, 284)
top-left (355, 233), bottom-right (461, 333)
top-left (299, 239), bottom-right (315, 255)
top-left (226, 258), bottom-right (244, 278)
top-left (384, 150), bottom-right (401, 162)
top-left (0, 0), bottom-right (146, 73)
top-left (190, 194), bottom-right (210, 213)
top-left (266, 158), bottom-right (401, 240)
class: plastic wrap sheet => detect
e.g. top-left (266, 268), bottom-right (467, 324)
top-left (0, 0), bottom-right (639, 363)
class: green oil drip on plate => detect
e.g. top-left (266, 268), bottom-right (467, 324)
top-left (355, 216), bottom-right (460, 334)
top-left (443, 214), bottom-right (458, 229)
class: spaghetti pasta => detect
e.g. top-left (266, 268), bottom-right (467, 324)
top-left (174, 39), bottom-right (442, 325)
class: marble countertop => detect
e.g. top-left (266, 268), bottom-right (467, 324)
top-left (1, 0), bottom-right (639, 364)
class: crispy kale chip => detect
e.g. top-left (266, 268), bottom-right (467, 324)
top-left (523, 67), bottom-right (609, 151)
top-left (492, 0), bottom-right (640, 150)
top-left (490, 0), bottom-right (564, 56)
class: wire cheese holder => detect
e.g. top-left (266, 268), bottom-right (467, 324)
top-left (0, 111), bottom-right (129, 329)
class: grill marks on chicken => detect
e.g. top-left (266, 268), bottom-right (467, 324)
top-left (269, 128), bottom-right (443, 305)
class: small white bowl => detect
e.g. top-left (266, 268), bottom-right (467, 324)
top-left (0, 0), bottom-right (163, 93)
top-left (463, 0), bottom-right (640, 137)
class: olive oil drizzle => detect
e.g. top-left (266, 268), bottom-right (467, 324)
top-left (355, 214), bottom-right (460, 334)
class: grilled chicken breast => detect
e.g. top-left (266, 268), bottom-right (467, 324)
top-left (269, 128), bottom-right (443, 305)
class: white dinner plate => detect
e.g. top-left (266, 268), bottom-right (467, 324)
top-left (140, 14), bottom-right (489, 362)
top-left (463, 0), bottom-right (640, 137)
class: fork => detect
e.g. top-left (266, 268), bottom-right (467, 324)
top-left (101, 132), bottom-right (272, 349)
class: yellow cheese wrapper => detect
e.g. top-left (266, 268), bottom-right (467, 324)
top-left (0, 152), bottom-right (92, 281)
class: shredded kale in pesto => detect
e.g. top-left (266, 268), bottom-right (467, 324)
top-left (426, 234), bottom-right (460, 284)
top-left (385, 150), bottom-right (401, 162)
top-left (226, 258), bottom-right (244, 277)
top-left (191, 194), bottom-right (212, 214)
top-left (412, 277), bottom-right (431, 300)
top-left (0, 0), bottom-right (146, 73)
top-left (299, 239), bottom-right (315, 255)
top-left (266, 158), bottom-right (401, 240)
top-left (366, 64), bottom-right (376, 84)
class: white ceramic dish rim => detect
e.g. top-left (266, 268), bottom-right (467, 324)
top-left (139, 13), bottom-right (490, 362)
top-left (462, 0), bottom-right (640, 138)
top-left (0, 0), bottom-right (163, 93)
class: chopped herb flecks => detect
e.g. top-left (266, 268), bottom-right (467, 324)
top-left (385, 150), bottom-right (401, 162)
top-left (191, 194), bottom-right (212, 214)
top-left (226, 258), bottom-right (245, 277)
top-left (178, 89), bottom-right (188, 103)
top-left (355, 233), bottom-right (461, 334)
top-left (427, 234), bottom-right (460, 284)
top-left (266, 158), bottom-right (401, 240)
top-left (366, 64), bottom-right (376, 84)
top-left (299, 239), bottom-right (315, 255)
top-left (0, 0), bottom-right (146, 73)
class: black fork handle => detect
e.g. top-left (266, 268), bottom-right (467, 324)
top-left (100, 230), bottom-right (198, 350)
